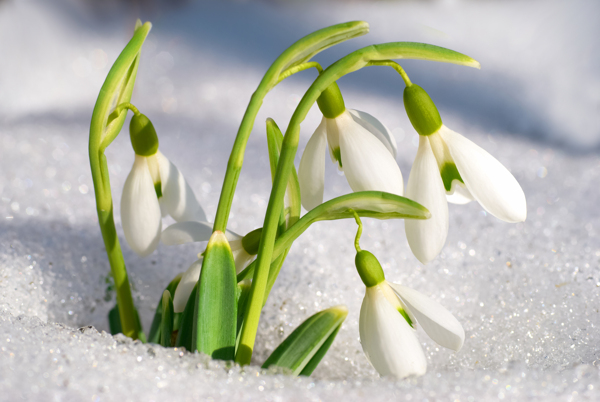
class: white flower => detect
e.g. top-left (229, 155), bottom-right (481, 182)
top-left (121, 150), bottom-right (206, 257)
top-left (359, 280), bottom-right (464, 378)
top-left (298, 109), bottom-right (404, 211)
top-left (162, 221), bottom-right (256, 312)
top-left (405, 125), bottom-right (527, 264)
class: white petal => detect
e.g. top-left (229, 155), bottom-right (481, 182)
top-left (359, 286), bottom-right (427, 378)
top-left (230, 241), bottom-right (255, 274)
top-left (161, 221), bottom-right (214, 245)
top-left (348, 109), bottom-right (397, 157)
top-left (405, 136), bottom-right (449, 264)
top-left (389, 283), bottom-right (465, 351)
top-left (172, 258), bottom-right (202, 313)
top-left (156, 151), bottom-right (207, 222)
top-left (298, 120), bottom-right (328, 210)
top-left (121, 155), bottom-right (162, 257)
top-left (446, 180), bottom-right (475, 205)
top-left (439, 126), bottom-right (527, 222)
top-left (337, 113), bottom-right (404, 196)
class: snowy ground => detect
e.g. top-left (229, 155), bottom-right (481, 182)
top-left (1, 0), bottom-right (600, 400)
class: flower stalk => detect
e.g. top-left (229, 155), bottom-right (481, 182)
top-left (236, 41), bottom-right (480, 365)
top-left (89, 21), bottom-right (151, 339)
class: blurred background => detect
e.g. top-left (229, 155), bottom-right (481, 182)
top-left (1, 0), bottom-right (599, 150)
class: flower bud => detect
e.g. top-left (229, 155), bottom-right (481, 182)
top-left (403, 84), bottom-right (442, 136)
top-left (129, 113), bottom-right (159, 156)
top-left (355, 250), bottom-right (385, 287)
top-left (316, 82), bottom-right (346, 119)
top-left (241, 227), bottom-right (262, 255)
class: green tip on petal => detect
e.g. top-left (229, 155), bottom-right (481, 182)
top-left (316, 82), bottom-right (346, 119)
top-left (129, 113), bottom-right (159, 156)
top-left (355, 250), bottom-right (385, 288)
top-left (440, 162), bottom-right (464, 192)
top-left (403, 84), bottom-right (442, 136)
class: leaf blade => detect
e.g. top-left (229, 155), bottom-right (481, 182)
top-left (262, 305), bottom-right (348, 376)
top-left (193, 231), bottom-right (237, 360)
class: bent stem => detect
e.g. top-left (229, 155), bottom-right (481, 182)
top-left (89, 21), bottom-right (151, 339)
top-left (236, 42), bottom-right (480, 365)
top-left (212, 21), bottom-right (370, 233)
top-left (350, 209), bottom-right (363, 253)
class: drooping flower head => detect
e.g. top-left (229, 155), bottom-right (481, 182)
top-left (298, 82), bottom-right (404, 211)
top-left (355, 249), bottom-right (464, 378)
top-left (403, 84), bottom-right (527, 264)
top-left (121, 113), bottom-right (206, 257)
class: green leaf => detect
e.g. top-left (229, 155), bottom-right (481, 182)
top-left (372, 42), bottom-right (480, 69)
top-left (266, 118), bottom-right (301, 229)
top-left (235, 280), bottom-right (252, 355)
top-left (262, 305), bottom-right (348, 376)
top-left (148, 273), bottom-right (182, 344)
top-left (90, 21), bottom-right (151, 153)
top-left (237, 191), bottom-right (430, 283)
top-left (280, 21), bottom-right (369, 73)
top-left (299, 324), bottom-right (342, 376)
top-left (175, 283), bottom-right (198, 351)
top-left (160, 290), bottom-right (174, 347)
top-left (192, 231), bottom-right (237, 360)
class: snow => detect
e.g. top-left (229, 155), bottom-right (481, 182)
top-left (1, 0), bottom-right (599, 400)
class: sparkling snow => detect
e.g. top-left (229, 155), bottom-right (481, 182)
top-left (1, 0), bottom-right (599, 400)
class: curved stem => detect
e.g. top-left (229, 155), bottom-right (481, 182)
top-left (89, 22), bottom-right (151, 340)
top-left (365, 60), bottom-right (412, 86)
top-left (350, 209), bottom-right (363, 253)
top-left (236, 41), bottom-right (480, 365)
top-left (276, 61), bottom-right (323, 84)
top-left (114, 102), bottom-right (141, 117)
top-left (212, 21), bottom-right (369, 233)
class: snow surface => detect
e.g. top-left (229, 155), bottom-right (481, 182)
top-left (1, 0), bottom-right (600, 400)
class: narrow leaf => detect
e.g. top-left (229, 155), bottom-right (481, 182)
top-left (160, 290), bottom-right (174, 347)
top-left (237, 191), bottom-right (430, 283)
top-left (192, 231), bottom-right (237, 360)
top-left (299, 324), bottom-right (342, 376)
top-left (281, 21), bottom-right (369, 72)
top-left (148, 273), bottom-right (182, 344)
top-left (262, 305), bottom-right (348, 376)
top-left (175, 283), bottom-right (198, 351)
top-left (266, 118), bottom-right (301, 228)
top-left (89, 22), bottom-right (151, 152)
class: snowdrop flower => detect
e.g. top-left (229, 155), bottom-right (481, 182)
top-left (121, 113), bottom-right (206, 257)
top-left (403, 84), bottom-right (527, 264)
top-left (356, 249), bottom-right (464, 378)
top-left (298, 82), bottom-right (404, 211)
top-left (161, 221), bottom-right (260, 312)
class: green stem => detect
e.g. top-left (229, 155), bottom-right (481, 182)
top-left (236, 190), bottom-right (429, 284)
top-left (89, 22), bottom-right (151, 340)
top-left (350, 209), bottom-right (363, 253)
top-left (90, 146), bottom-right (140, 340)
top-left (366, 60), bottom-right (412, 86)
top-left (236, 42), bottom-right (480, 365)
top-left (212, 21), bottom-right (369, 233)
top-left (276, 62), bottom-right (323, 84)
top-left (114, 102), bottom-right (141, 117)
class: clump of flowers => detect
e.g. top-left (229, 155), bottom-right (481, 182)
top-left (89, 20), bottom-right (525, 378)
